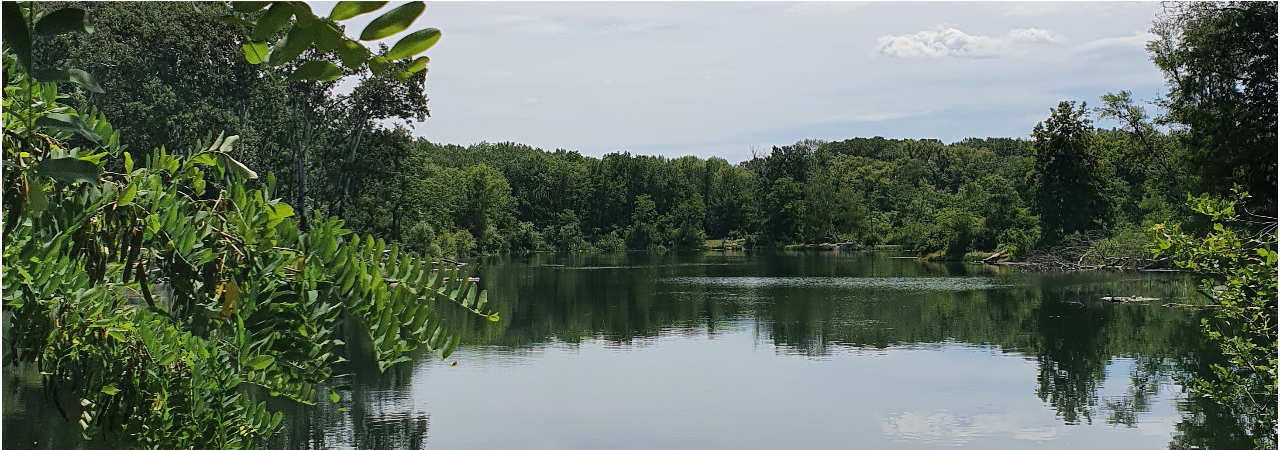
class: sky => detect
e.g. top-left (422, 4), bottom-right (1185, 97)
top-left (318, 1), bottom-right (1169, 163)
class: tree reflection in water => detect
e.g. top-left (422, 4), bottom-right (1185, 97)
top-left (4, 252), bottom-right (1257, 449)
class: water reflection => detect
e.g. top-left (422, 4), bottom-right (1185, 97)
top-left (3, 251), bottom-right (1253, 449)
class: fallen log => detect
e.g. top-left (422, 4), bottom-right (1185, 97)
top-left (1101, 296), bottom-right (1160, 303)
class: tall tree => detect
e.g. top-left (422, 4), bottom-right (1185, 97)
top-left (1149, 1), bottom-right (1278, 214)
top-left (1031, 101), bottom-right (1117, 244)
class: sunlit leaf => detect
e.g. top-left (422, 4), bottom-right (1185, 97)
top-left (330, 1), bottom-right (387, 21)
top-left (405, 55), bottom-right (429, 74)
top-left (242, 41), bottom-right (269, 64)
top-left (385, 27), bottom-right (439, 60)
top-left (218, 135), bottom-right (240, 153)
top-left (359, 1), bottom-right (423, 41)
top-left (220, 280), bottom-right (242, 317)
top-left (100, 385), bottom-right (120, 396)
top-left (286, 60), bottom-right (343, 82)
top-left (118, 183), bottom-right (137, 206)
top-left (244, 355), bottom-right (274, 370)
top-left (220, 153), bottom-right (258, 179)
top-left (367, 55), bottom-right (389, 76)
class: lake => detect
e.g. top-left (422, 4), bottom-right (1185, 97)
top-left (4, 251), bottom-right (1249, 449)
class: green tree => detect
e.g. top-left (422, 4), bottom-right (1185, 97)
top-left (1149, 1), bottom-right (1278, 215)
top-left (626, 194), bottom-right (664, 251)
top-left (1031, 101), bottom-right (1117, 244)
top-left (671, 193), bottom-right (707, 250)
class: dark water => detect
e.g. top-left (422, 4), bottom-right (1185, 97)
top-left (5, 252), bottom-right (1253, 449)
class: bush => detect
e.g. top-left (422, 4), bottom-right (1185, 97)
top-left (1151, 191), bottom-right (1277, 445)
top-left (595, 230), bottom-right (626, 252)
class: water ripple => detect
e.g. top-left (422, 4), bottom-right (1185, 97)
top-left (660, 276), bottom-right (1011, 291)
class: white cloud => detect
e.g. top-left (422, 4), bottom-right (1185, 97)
top-left (1007, 28), bottom-right (1064, 44)
top-left (876, 27), bottom-right (1064, 58)
top-left (402, 2), bottom-right (1166, 161)
top-left (1072, 31), bottom-right (1159, 54)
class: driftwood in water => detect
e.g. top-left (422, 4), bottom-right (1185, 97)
top-left (1013, 231), bottom-right (1171, 271)
top-left (1101, 296), bottom-right (1160, 303)
top-left (981, 250), bottom-right (1006, 264)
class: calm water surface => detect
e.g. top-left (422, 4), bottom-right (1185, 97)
top-left (6, 252), bottom-right (1249, 449)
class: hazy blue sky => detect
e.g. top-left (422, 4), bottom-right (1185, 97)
top-left (323, 1), bottom-right (1168, 162)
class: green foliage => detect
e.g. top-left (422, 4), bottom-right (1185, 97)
top-left (230, 1), bottom-right (435, 81)
top-left (1151, 190), bottom-right (1277, 447)
top-left (1149, 1), bottom-right (1277, 214)
top-left (2, 3), bottom-right (495, 447)
top-left (1031, 101), bottom-right (1119, 245)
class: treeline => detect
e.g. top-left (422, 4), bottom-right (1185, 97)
top-left (40, 1), bottom-right (1275, 261)
top-left (300, 122), bottom-right (1209, 260)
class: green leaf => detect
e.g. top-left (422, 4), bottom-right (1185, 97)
top-left (189, 153), bottom-right (217, 167)
top-left (34, 8), bottom-right (93, 36)
top-left (267, 203), bottom-right (294, 228)
top-left (3, 2), bottom-right (33, 73)
top-left (328, 388), bottom-right (340, 403)
top-left (337, 40), bottom-right (370, 69)
top-left (405, 56), bottom-right (429, 74)
top-left (245, 355), bottom-right (275, 370)
top-left (437, 334), bottom-right (459, 359)
top-left (286, 60), bottom-right (343, 82)
top-left (289, 2), bottom-right (317, 27)
top-left (220, 154), bottom-right (259, 179)
top-left (25, 176), bottom-right (47, 214)
top-left (100, 385), bottom-right (120, 396)
top-left (118, 183), bottom-right (137, 206)
top-left (32, 68), bottom-right (104, 93)
top-left (330, 1), bottom-right (387, 21)
top-left (242, 41), bottom-right (269, 64)
top-left (359, 1), bottom-right (423, 41)
top-left (386, 27), bottom-right (439, 60)
top-left (267, 23), bottom-right (313, 67)
top-left (231, 2), bottom-right (270, 13)
top-left (35, 157), bottom-right (100, 185)
top-left (312, 22), bottom-right (344, 53)
top-left (367, 56), bottom-right (389, 76)
top-left (35, 113), bottom-right (101, 142)
top-left (250, 3), bottom-right (293, 41)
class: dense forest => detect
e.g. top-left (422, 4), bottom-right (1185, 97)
top-left (4, 1), bottom-right (1275, 448)
top-left (34, 2), bottom-right (1275, 263)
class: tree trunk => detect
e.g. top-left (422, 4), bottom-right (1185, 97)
top-left (291, 87), bottom-right (312, 231)
top-left (334, 110), bottom-right (369, 219)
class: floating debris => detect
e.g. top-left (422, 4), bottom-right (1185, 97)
top-left (1101, 296), bottom-right (1160, 303)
